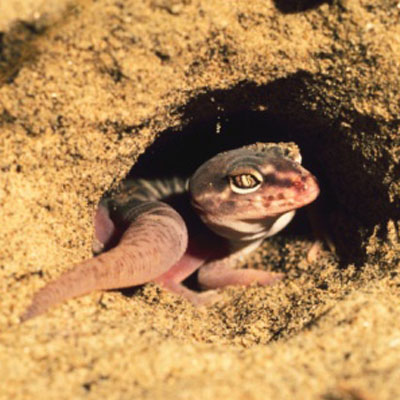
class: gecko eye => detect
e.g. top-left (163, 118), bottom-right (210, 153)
top-left (229, 171), bottom-right (262, 194)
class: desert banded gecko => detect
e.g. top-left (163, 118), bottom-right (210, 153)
top-left (21, 142), bottom-right (319, 321)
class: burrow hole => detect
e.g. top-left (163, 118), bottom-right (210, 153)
top-left (102, 73), bottom-right (380, 277)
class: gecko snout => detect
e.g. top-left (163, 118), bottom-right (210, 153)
top-left (295, 173), bottom-right (320, 201)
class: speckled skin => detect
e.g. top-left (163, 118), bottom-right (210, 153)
top-left (21, 142), bottom-right (319, 321)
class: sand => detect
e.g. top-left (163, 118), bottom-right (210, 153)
top-left (1, 0), bottom-right (400, 399)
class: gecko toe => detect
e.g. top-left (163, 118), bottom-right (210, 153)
top-left (257, 271), bottom-right (285, 286)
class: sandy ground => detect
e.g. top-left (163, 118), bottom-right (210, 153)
top-left (1, 0), bottom-right (400, 399)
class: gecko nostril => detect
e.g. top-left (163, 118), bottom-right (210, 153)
top-left (293, 179), bottom-right (305, 191)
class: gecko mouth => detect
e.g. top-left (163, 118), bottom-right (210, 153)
top-left (190, 199), bottom-right (207, 215)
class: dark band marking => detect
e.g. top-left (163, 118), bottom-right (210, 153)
top-left (263, 173), bottom-right (293, 188)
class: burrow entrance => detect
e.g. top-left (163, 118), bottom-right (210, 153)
top-left (108, 71), bottom-right (396, 267)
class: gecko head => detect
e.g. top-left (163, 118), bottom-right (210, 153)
top-left (189, 142), bottom-right (320, 241)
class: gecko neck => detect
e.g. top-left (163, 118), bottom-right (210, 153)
top-left (201, 210), bottom-right (296, 243)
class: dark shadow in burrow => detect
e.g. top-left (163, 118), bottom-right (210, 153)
top-left (272, 0), bottom-right (333, 14)
top-left (119, 70), bottom-right (399, 268)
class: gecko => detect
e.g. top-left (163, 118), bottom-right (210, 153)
top-left (21, 141), bottom-right (320, 321)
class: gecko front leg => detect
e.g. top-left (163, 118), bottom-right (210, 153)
top-left (198, 260), bottom-right (284, 290)
top-left (156, 237), bottom-right (282, 305)
top-left (198, 241), bottom-right (284, 290)
top-left (153, 232), bottom-right (227, 306)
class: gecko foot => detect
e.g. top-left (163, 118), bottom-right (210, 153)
top-left (198, 264), bottom-right (285, 290)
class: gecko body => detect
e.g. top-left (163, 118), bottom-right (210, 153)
top-left (21, 142), bottom-right (319, 321)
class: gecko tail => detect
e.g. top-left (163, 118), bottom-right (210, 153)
top-left (21, 201), bottom-right (188, 322)
top-left (20, 258), bottom-right (104, 322)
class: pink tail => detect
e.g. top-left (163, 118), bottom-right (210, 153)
top-left (21, 202), bottom-right (188, 321)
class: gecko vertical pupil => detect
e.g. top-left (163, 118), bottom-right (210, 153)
top-left (231, 174), bottom-right (260, 189)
